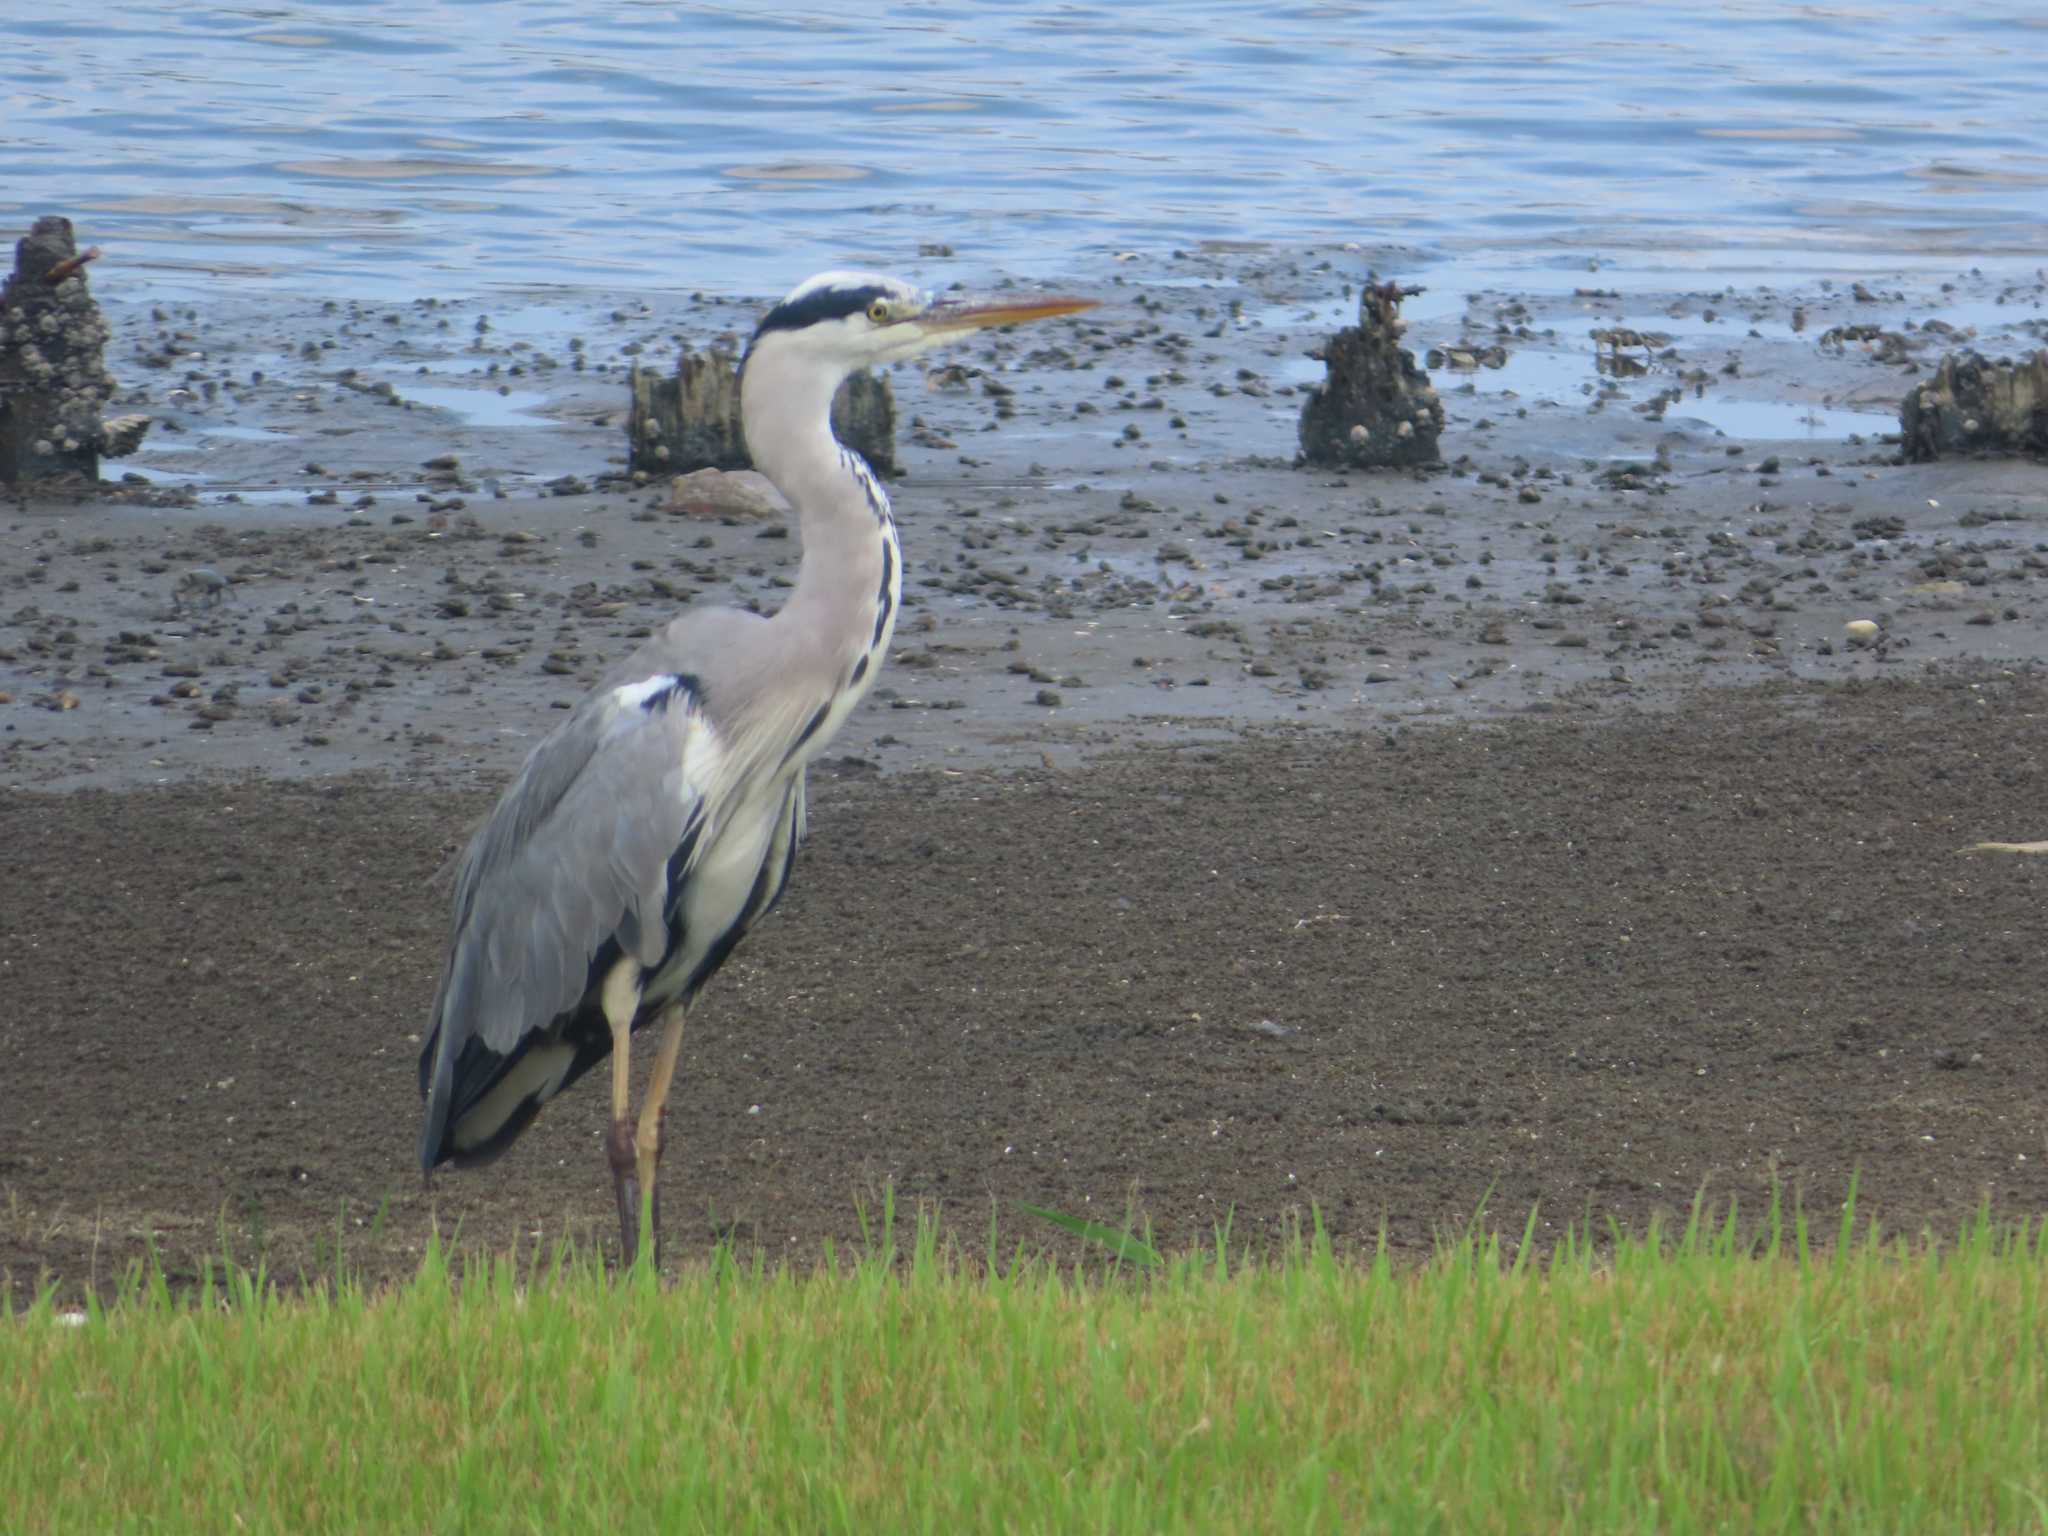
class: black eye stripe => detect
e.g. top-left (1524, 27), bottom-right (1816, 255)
top-left (752, 284), bottom-right (894, 341)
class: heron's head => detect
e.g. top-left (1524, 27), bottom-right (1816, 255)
top-left (746, 270), bottom-right (1096, 376)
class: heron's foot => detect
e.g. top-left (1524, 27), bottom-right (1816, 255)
top-left (606, 1117), bottom-right (642, 1268)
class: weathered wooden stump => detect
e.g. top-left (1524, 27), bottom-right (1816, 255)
top-left (628, 349), bottom-right (897, 477)
top-left (1900, 349), bottom-right (2047, 461)
top-left (1298, 279), bottom-right (1444, 469)
top-left (0, 216), bottom-right (141, 485)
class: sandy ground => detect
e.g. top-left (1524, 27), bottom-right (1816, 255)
top-left (3, 248), bottom-right (2047, 1300)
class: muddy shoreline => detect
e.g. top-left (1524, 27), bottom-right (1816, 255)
top-left (4, 251), bottom-right (2047, 1299)
top-left (7, 252), bottom-right (2047, 791)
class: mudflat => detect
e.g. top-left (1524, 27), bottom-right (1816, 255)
top-left (4, 251), bottom-right (2045, 1299)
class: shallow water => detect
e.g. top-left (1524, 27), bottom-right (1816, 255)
top-left (6, 1), bottom-right (2045, 304)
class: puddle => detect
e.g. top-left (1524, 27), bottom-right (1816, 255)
top-left (112, 466), bottom-right (330, 506)
top-left (195, 423), bottom-right (296, 443)
top-left (385, 382), bottom-right (553, 425)
top-left (131, 420), bottom-right (297, 452)
top-left (1662, 397), bottom-right (1895, 442)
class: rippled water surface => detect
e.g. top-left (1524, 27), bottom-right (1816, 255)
top-left (5, 1), bottom-right (2045, 300)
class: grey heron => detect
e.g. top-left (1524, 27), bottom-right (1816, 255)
top-left (416, 271), bottom-right (1096, 1265)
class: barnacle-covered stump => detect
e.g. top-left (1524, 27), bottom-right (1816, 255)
top-left (628, 349), bottom-right (896, 477)
top-left (1900, 349), bottom-right (2047, 462)
top-left (0, 216), bottom-right (144, 485)
top-left (1298, 279), bottom-right (1444, 469)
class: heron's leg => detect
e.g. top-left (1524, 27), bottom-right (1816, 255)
top-left (634, 1004), bottom-right (687, 1269)
top-left (599, 959), bottom-right (643, 1266)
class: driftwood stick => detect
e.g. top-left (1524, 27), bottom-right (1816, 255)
top-left (43, 246), bottom-right (101, 286)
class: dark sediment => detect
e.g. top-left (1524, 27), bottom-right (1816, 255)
top-left (5, 673), bottom-right (2048, 1304)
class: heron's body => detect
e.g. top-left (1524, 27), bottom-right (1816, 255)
top-left (415, 271), bottom-right (1092, 1261)
top-left (418, 492), bottom-right (901, 1169)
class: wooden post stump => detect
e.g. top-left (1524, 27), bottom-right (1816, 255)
top-left (0, 216), bottom-right (134, 485)
top-left (1298, 279), bottom-right (1444, 469)
top-left (628, 349), bottom-right (897, 477)
top-left (1901, 349), bottom-right (2048, 461)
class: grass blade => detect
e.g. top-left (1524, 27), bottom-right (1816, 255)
top-left (1018, 1203), bottom-right (1163, 1269)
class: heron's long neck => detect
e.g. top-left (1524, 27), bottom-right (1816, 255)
top-left (740, 350), bottom-right (902, 678)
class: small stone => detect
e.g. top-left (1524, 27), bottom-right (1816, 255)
top-left (1244, 1018), bottom-right (1297, 1040)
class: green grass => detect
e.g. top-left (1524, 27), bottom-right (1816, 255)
top-left (6, 1191), bottom-right (2047, 1534)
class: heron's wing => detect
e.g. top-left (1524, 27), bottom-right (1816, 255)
top-left (433, 672), bottom-right (721, 1066)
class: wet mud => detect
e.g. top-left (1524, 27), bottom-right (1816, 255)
top-left (3, 250), bottom-right (2047, 1300)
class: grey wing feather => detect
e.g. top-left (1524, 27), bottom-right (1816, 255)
top-left (433, 684), bottom-right (719, 1061)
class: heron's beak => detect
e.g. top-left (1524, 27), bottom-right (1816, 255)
top-left (917, 293), bottom-right (1098, 335)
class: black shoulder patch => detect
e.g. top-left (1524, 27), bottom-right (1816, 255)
top-left (639, 672), bottom-right (705, 713)
top-left (752, 282), bottom-right (890, 343)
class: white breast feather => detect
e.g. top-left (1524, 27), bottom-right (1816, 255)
top-left (610, 675), bottom-right (680, 711)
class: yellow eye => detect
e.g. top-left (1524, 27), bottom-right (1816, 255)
top-left (866, 298), bottom-right (892, 323)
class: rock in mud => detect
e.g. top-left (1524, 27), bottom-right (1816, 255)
top-left (1899, 348), bottom-right (2047, 462)
top-left (0, 216), bottom-right (146, 485)
top-left (174, 567), bottom-right (235, 610)
top-left (1298, 278), bottom-right (1444, 469)
top-left (629, 348), bottom-right (897, 476)
top-left (664, 467), bottom-right (788, 521)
